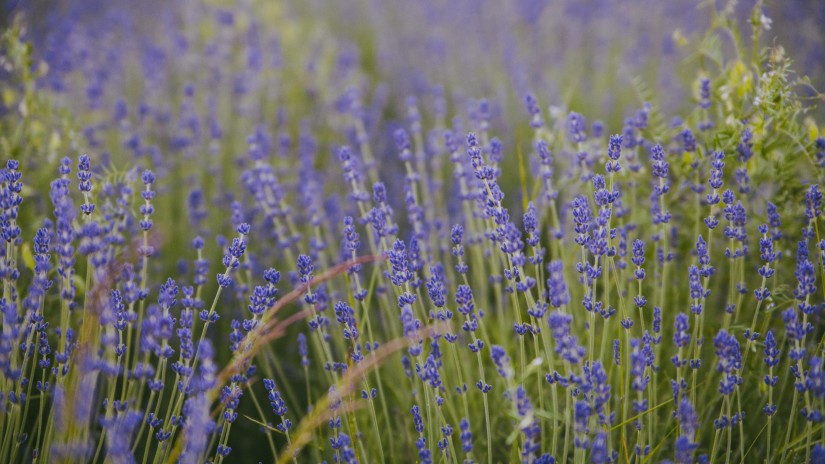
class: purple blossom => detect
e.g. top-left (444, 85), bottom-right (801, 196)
top-left (567, 112), bottom-right (588, 144)
top-left (525, 94), bottom-right (544, 128)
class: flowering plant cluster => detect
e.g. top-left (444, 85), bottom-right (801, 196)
top-left (0, 1), bottom-right (824, 463)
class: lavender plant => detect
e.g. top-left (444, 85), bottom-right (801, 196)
top-left (0, 1), bottom-right (824, 463)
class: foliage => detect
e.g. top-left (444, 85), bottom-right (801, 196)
top-left (0, 1), bottom-right (824, 463)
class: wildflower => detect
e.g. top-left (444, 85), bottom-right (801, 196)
top-left (298, 333), bottom-right (309, 367)
top-left (459, 418), bottom-right (473, 453)
top-left (591, 431), bottom-right (609, 463)
top-left (333, 301), bottom-right (359, 341)
top-left (675, 399), bottom-right (699, 463)
top-left (629, 337), bottom-right (650, 413)
top-left (426, 269), bottom-right (447, 309)
top-left (387, 239), bottom-right (412, 286)
top-left (546, 260), bottom-right (570, 308)
top-left (525, 94), bottom-right (544, 129)
top-left (713, 330), bottom-right (742, 428)
top-left (567, 112), bottom-right (587, 144)
top-left (736, 128), bottom-right (754, 162)
top-left (50, 158), bottom-right (77, 307)
top-left (606, 134), bottom-right (622, 173)
top-left (763, 330), bottom-right (779, 416)
top-left (332, 433), bottom-right (357, 464)
top-left (263, 378), bottom-right (292, 432)
top-left (583, 360), bottom-right (612, 426)
top-left (216, 226), bottom-right (248, 288)
top-left (535, 141), bottom-right (558, 205)
top-left (650, 144), bottom-right (669, 180)
top-left (513, 385), bottom-right (541, 462)
top-left (248, 268), bottom-right (280, 318)
top-left (682, 129), bottom-right (696, 153)
top-left (688, 266), bottom-right (705, 314)
top-left (401, 305), bottom-right (422, 357)
top-left (572, 195), bottom-right (593, 249)
top-left (491, 345), bottom-right (512, 379)
top-left (573, 400), bottom-right (591, 448)
top-left (793, 240), bottom-right (816, 302)
top-left (673, 314), bottom-right (690, 352)
top-left (103, 411), bottom-right (142, 464)
top-left (548, 310), bottom-right (586, 365)
top-left (77, 154), bottom-right (95, 215)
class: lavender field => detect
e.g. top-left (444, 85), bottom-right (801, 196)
top-left (1, 0), bottom-right (824, 463)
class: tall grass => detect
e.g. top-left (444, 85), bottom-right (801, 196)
top-left (0, 1), bottom-right (823, 462)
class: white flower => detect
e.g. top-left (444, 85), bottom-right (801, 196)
top-left (760, 13), bottom-right (772, 31)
